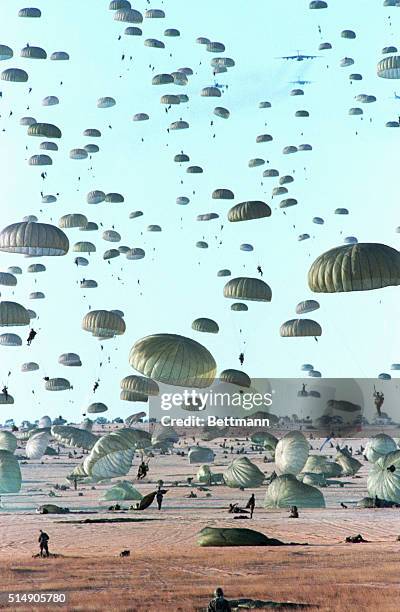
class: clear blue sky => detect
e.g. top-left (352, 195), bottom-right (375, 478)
top-left (0, 0), bottom-right (400, 424)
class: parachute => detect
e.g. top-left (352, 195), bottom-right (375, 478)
top-left (250, 431), bottom-right (278, 450)
top-left (0, 222), bottom-right (68, 255)
top-left (97, 97), bottom-right (116, 108)
top-left (280, 319), bottom-right (322, 337)
top-left (301, 455), bottom-right (342, 477)
top-left (133, 113), bottom-right (149, 122)
top-left (125, 412), bottom-right (146, 426)
top-left (121, 375), bottom-right (159, 397)
top-left (296, 300), bottom-right (320, 314)
top-left (83, 429), bottom-right (150, 480)
top-left (228, 201), bottom-right (271, 222)
top-left (70, 149), bottom-right (88, 160)
top-left (188, 446), bottom-right (215, 464)
top-left (214, 107), bottom-right (230, 119)
top-left (220, 369), bottom-right (251, 388)
top-left (377, 56), bottom-right (400, 79)
top-left (29, 292), bottom-right (45, 300)
top-left (59, 214), bottom-right (88, 229)
top-left (26, 432), bottom-right (50, 460)
top-left (198, 527), bottom-right (279, 547)
top-left (109, 1), bottom-right (131, 9)
top-left (223, 277), bottom-right (272, 302)
top-left (45, 378), bottom-right (71, 391)
top-left (264, 474), bottom-right (325, 508)
top-left (165, 29), bottom-right (180, 37)
top-left (308, 244), bottom-right (400, 292)
top-left (0, 272), bottom-right (17, 286)
top-left (129, 333), bottom-right (217, 388)
top-left (0, 301), bottom-right (30, 326)
top-left (192, 318), bottom-right (219, 334)
top-left (0, 450), bottom-right (22, 493)
top-left (0, 431), bottom-right (18, 453)
top-left (28, 123), bottom-right (61, 139)
top-left (21, 362), bottom-right (39, 372)
top-left (335, 449), bottom-right (362, 476)
top-left (365, 434), bottom-right (397, 463)
top-left (144, 39), bottom-right (165, 49)
top-left (18, 7), bottom-right (41, 17)
top-left (275, 431), bottom-right (309, 475)
top-left (51, 51), bottom-right (69, 61)
top-left (21, 46), bottom-right (46, 59)
top-left (82, 310), bottom-right (126, 339)
top-left (212, 189), bottom-right (234, 200)
top-left (87, 403), bottom-right (108, 414)
top-left (145, 8), bottom-right (165, 18)
top-left (201, 87), bottom-right (221, 97)
top-left (51, 425), bottom-right (98, 450)
top-left (256, 134), bottom-right (273, 143)
top-left (0, 333), bottom-right (22, 346)
top-left (1, 68), bottom-right (28, 82)
top-left (103, 481), bottom-right (143, 501)
top-left (120, 390), bottom-right (148, 402)
top-left (248, 158), bottom-right (265, 168)
top-left (27, 264), bottom-right (46, 273)
top-left (29, 155), bottom-right (52, 166)
top-left (223, 456), bottom-right (265, 488)
top-left (367, 450), bottom-right (400, 503)
top-left (126, 248), bottom-right (145, 260)
top-left (104, 249), bottom-right (120, 260)
top-left (0, 45), bottom-right (13, 61)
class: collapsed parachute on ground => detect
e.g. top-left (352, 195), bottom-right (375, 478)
top-left (0, 431), bottom-right (17, 453)
top-left (188, 446), bottom-right (215, 464)
top-left (275, 431), bottom-right (309, 475)
top-left (367, 450), bottom-right (400, 503)
top-left (83, 428), bottom-right (151, 480)
top-left (103, 481), bottom-right (143, 501)
top-left (223, 457), bottom-right (265, 488)
top-left (26, 432), bottom-right (50, 460)
top-left (365, 434), bottom-right (397, 463)
top-left (0, 450), bottom-right (21, 493)
top-left (198, 527), bottom-right (283, 547)
top-left (264, 474), bottom-right (325, 508)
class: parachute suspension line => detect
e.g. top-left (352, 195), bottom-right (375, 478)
top-left (228, 308), bottom-right (247, 354)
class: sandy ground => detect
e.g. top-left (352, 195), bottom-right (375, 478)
top-left (0, 433), bottom-right (400, 611)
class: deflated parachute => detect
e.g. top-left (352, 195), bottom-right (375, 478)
top-left (83, 428), bottom-right (151, 480)
top-left (275, 431), bottom-right (309, 475)
top-left (264, 474), bottom-right (325, 508)
top-left (223, 456), bottom-right (265, 488)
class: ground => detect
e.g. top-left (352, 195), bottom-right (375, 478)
top-left (0, 432), bottom-right (399, 610)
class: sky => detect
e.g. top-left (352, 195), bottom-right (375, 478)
top-left (0, 0), bottom-right (400, 424)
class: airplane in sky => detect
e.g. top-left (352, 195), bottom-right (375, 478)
top-left (278, 51), bottom-right (319, 61)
